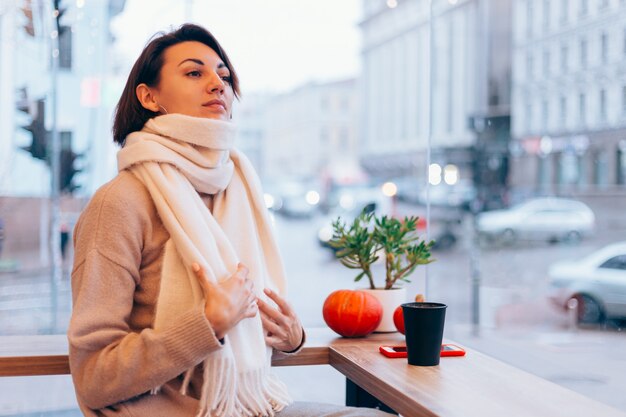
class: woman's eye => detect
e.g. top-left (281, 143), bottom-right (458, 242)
top-left (186, 70), bottom-right (201, 78)
top-left (221, 75), bottom-right (232, 84)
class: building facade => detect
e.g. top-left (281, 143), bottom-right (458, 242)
top-left (511, 0), bottom-right (626, 193)
top-left (359, 0), bottom-right (512, 185)
top-left (262, 78), bottom-right (360, 182)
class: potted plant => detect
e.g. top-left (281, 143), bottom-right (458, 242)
top-left (328, 210), bottom-right (435, 332)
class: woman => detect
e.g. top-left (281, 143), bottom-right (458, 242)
top-left (68, 24), bottom-right (393, 417)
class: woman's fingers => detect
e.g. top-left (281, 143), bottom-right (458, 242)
top-left (243, 292), bottom-right (258, 317)
top-left (257, 297), bottom-right (287, 326)
top-left (263, 288), bottom-right (294, 316)
top-left (235, 263), bottom-right (249, 280)
top-left (192, 262), bottom-right (214, 296)
top-left (259, 311), bottom-right (285, 338)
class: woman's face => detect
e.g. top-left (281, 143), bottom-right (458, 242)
top-left (140, 41), bottom-right (235, 121)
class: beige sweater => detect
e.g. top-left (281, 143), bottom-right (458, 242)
top-left (69, 170), bottom-right (230, 416)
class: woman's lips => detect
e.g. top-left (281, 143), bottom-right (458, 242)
top-left (203, 100), bottom-right (226, 111)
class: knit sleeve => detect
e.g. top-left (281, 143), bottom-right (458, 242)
top-left (67, 175), bottom-right (223, 410)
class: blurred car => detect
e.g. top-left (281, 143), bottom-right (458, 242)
top-left (417, 180), bottom-right (476, 210)
top-left (317, 184), bottom-right (390, 249)
top-left (393, 176), bottom-right (423, 205)
top-left (317, 202), bottom-right (378, 250)
top-left (477, 197), bottom-right (595, 244)
top-left (548, 242), bottom-right (626, 323)
top-left (263, 179), bottom-right (321, 218)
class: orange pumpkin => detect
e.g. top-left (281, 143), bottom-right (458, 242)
top-left (323, 290), bottom-right (383, 337)
top-left (393, 305), bottom-right (405, 334)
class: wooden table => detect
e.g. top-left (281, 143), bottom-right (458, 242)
top-left (1, 329), bottom-right (625, 417)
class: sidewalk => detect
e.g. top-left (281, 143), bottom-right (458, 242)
top-left (449, 300), bottom-right (626, 413)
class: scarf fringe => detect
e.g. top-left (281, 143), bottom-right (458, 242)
top-left (191, 355), bottom-right (291, 417)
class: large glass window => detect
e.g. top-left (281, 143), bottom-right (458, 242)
top-left (2, 1), bottom-right (626, 416)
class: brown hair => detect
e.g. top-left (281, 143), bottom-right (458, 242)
top-left (112, 24), bottom-right (240, 145)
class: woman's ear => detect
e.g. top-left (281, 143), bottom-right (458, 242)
top-left (136, 83), bottom-right (160, 112)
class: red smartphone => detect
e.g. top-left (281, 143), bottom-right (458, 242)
top-left (379, 344), bottom-right (466, 358)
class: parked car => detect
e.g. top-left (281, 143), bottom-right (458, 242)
top-left (317, 184), bottom-right (390, 249)
top-left (263, 179), bottom-right (321, 218)
top-left (417, 180), bottom-right (477, 210)
top-left (317, 202), bottom-right (378, 250)
top-left (477, 197), bottom-right (595, 244)
top-left (548, 242), bottom-right (626, 323)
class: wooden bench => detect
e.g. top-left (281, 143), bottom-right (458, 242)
top-left (2, 328), bottom-right (625, 417)
top-left (0, 330), bottom-right (332, 376)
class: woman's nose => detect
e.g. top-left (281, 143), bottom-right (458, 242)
top-left (207, 71), bottom-right (225, 94)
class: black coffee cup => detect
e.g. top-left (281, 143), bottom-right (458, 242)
top-left (401, 302), bottom-right (447, 366)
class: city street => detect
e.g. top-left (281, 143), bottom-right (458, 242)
top-left (1, 199), bottom-right (626, 415)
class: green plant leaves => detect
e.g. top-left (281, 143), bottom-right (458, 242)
top-left (328, 209), bottom-right (435, 290)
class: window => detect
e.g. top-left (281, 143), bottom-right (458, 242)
top-left (580, 38), bottom-right (587, 68)
top-left (5, 2), bottom-right (626, 415)
top-left (599, 255), bottom-right (626, 270)
top-left (559, 151), bottom-right (580, 184)
top-left (320, 96), bottom-right (329, 111)
top-left (618, 141), bottom-right (626, 184)
top-left (320, 127), bottom-right (329, 145)
top-left (595, 150), bottom-right (609, 184)
top-left (560, 0), bottom-right (568, 23)
top-left (58, 25), bottom-right (72, 69)
top-left (542, 99), bottom-right (549, 129)
top-left (579, 92), bottom-right (586, 124)
top-left (599, 89), bottom-right (607, 122)
top-left (526, 101), bottom-right (533, 130)
top-left (527, 0), bottom-right (534, 35)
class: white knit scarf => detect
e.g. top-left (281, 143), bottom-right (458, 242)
top-left (117, 114), bottom-right (292, 417)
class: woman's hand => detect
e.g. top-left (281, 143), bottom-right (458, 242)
top-left (257, 288), bottom-right (303, 352)
top-left (192, 262), bottom-right (258, 340)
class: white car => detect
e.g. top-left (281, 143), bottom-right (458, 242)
top-left (548, 242), bottom-right (626, 323)
top-left (264, 180), bottom-right (321, 218)
top-left (477, 197), bottom-right (595, 244)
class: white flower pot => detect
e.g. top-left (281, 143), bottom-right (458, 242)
top-left (362, 287), bottom-right (407, 332)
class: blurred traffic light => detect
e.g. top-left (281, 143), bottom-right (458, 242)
top-left (16, 93), bottom-right (81, 193)
top-left (60, 148), bottom-right (82, 193)
top-left (20, 98), bottom-right (49, 161)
